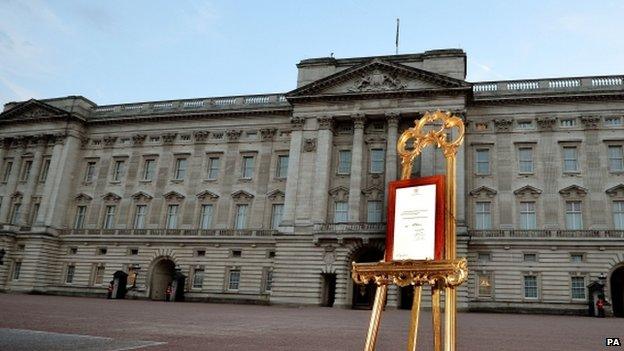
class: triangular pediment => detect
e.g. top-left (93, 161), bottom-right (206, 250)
top-left (362, 186), bottom-right (384, 200)
top-left (102, 192), bottom-right (122, 202)
top-left (0, 99), bottom-right (76, 123)
top-left (287, 59), bottom-right (469, 101)
top-left (196, 190), bottom-right (220, 200)
top-left (559, 185), bottom-right (587, 197)
top-left (513, 185), bottom-right (542, 197)
top-left (606, 184), bottom-right (624, 197)
top-left (469, 186), bottom-right (497, 198)
top-left (163, 190), bottom-right (185, 200)
top-left (131, 191), bottom-right (153, 201)
top-left (231, 190), bottom-right (254, 200)
top-left (75, 193), bottom-right (93, 202)
top-left (266, 189), bottom-right (285, 201)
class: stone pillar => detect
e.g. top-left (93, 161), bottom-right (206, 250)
top-left (384, 112), bottom-right (400, 219)
top-left (312, 116), bottom-right (334, 224)
top-left (348, 114), bottom-right (365, 222)
top-left (281, 117), bottom-right (305, 229)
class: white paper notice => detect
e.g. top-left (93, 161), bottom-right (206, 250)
top-left (392, 184), bottom-right (436, 260)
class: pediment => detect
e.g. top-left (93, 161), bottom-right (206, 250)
top-left (328, 186), bottom-right (350, 201)
top-left (75, 193), bottom-right (93, 202)
top-left (606, 184), bottom-right (624, 197)
top-left (362, 186), bottom-right (384, 200)
top-left (266, 189), bottom-right (285, 201)
top-left (163, 190), bottom-right (185, 200)
top-left (0, 99), bottom-right (74, 123)
top-left (196, 190), bottom-right (220, 200)
top-left (102, 192), bottom-right (122, 202)
top-left (559, 185), bottom-right (587, 197)
top-left (131, 191), bottom-right (153, 201)
top-left (513, 185), bottom-right (542, 197)
top-left (231, 190), bottom-right (254, 200)
top-left (287, 58), bottom-right (469, 100)
top-left (469, 186), bottom-right (497, 198)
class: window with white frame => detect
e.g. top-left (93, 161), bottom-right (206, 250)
top-left (133, 205), bottom-right (147, 229)
top-left (39, 158), bottom-right (51, 182)
top-left (193, 268), bottom-right (205, 288)
top-left (103, 205), bottom-right (116, 229)
top-left (370, 149), bottom-right (385, 173)
top-left (12, 261), bottom-right (21, 280)
top-left (277, 155), bottom-right (289, 178)
top-left (570, 253), bottom-right (584, 263)
top-left (608, 145), bottom-right (624, 172)
top-left (207, 157), bottom-right (220, 180)
top-left (562, 146), bottom-right (579, 172)
top-left (334, 201), bottom-right (348, 223)
top-left (613, 201), bottom-right (624, 230)
top-left (241, 156), bottom-right (254, 179)
top-left (475, 149), bottom-right (490, 175)
top-left (93, 265), bottom-right (105, 285)
top-left (65, 264), bottom-right (75, 283)
top-left (234, 204), bottom-right (248, 229)
top-left (271, 204), bottom-right (283, 229)
top-left (3, 160), bottom-right (13, 182)
top-left (227, 268), bottom-right (241, 290)
top-left (475, 202), bottom-right (491, 229)
top-left (519, 201), bottom-right (537, 229)
top-left (518, 147), bottom-right (534, 173)
top-left (142, 159), bottom-right (156, 180)
top-left (74, 206), bottom-right (87, 229)
top-left (571, 276), bottom-right (586, 300)
top-left (477, 273), bottom-right (492, 297)
top-left (523, 275), bottom-right (538, 299)
top-left (166, 204), bottom-right (179, 229)
top-left (263, 268), bottom-right (273, 292)
top-left (199, 204), bottom-right (213, 229)
top-left (367, 201), bottom-right (382, 223)
top-left (174, 158), bottom-right (187, 180)
top-left (20, 160), bottom-right (32, 181)
top-left (112, 160), bottom-right (125, 181)
top-left (338, 150), bottom-right (351, 174)
top-left (565, 201), bottom-right (583, 229)
top-left (84, 161), bottom-right (97, 182)
top-left (523, 253), bottom-right (537, 262)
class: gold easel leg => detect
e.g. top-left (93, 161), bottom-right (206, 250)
top-left (364, 284), bottom-right (388, 351)
top-left (432, 284), bottom-right (442, 351)
top-left (444, 287), bottom-right (456, 351)
top-left (407, 285), bottom-right (422, 351)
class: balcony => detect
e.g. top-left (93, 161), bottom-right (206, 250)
top-left (313, 222), bottom-right (386, 245)
top-left (59, 228), bottom-right (277, 237)
top-left (468, 229), bottom-right (624, 239)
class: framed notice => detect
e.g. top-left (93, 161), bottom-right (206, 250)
top-left (385, 175), bottom-right (445, 261)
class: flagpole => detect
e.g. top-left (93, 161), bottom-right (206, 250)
top-left (395, 18), bottom-right (400, 55)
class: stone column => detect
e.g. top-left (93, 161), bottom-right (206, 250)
top-left (281, 117), bottom-right (305, 229)
top-left (348, 114), bottom-right (365, 222)
top-left (384, 112), bottom-right (400, 219)
top-left (312, 116), bottom-right (334, 223)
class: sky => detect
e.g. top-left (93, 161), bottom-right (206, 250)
top-left (0, 0), bottom-right (623, 106)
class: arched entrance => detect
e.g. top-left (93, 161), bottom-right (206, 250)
top-left (351, 246), bottom-right (384, 309)
top-left (149, 258), bottom-right (175, 301)
top-left (611, 265), bottom-right (624, 317)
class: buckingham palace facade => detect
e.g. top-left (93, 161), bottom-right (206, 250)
top-left (0, 49), bottom-right (623, 315)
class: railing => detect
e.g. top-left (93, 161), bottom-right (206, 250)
top-left (472, 75), bottom-right (624, 96)
top-left (59, 228), bottom-right (277, 237)
top-left (469, 229), bottom-right (624, 238)
top-left (313, 222), bottom-right (386, 233)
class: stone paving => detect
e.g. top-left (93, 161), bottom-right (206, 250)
top-left (0, 294), bottom-right (622, 350)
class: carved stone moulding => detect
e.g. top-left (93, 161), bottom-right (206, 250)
top-left (303, 138), bottom-right (317, 152)
top-left (351, 258), bottom-right (468, 288)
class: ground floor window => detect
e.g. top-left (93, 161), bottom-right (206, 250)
top-left (523, 275), bottom-right (538, 299)
top-left (65, 265), bottom-right (75, 283)
top-left (263, 268), bottom-right (273, 292)
top-left (12, 261), bottom-right (21, 280)
top-left (477, 273), bottom-right (492, 298)
top-left (571, 276), bottom-right (586, 300)
top-left (93, 265), bottom-right (105, 285)
top-left (193, 268), bottom-right (205, 289)
top-left (227, 268), bottom-right (241, 291)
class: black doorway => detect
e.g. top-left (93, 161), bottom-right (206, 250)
top-left (351, 246), bottom-right (384, 309)
top-left (611, 267), bottom-right (624, 317)
top-left (400, 286), bottom-right (414, 309)
top-left (321, 273), bottom-right (336, 307)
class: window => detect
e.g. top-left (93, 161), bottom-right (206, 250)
top-left (17, 244), bottom-right (25, 251)
top-left (130, 248), bottom-right (139, 255)
top-left (196, 250), bottom-right (206, 257)
top-left (234, 204), bottom-right (248, 229)
top-left (39, 158), bottom-right (51, 182)
top-left (207, 157), bottom-right (220, 180)
top-left (517, 121), bottom-right (533, 129)
top-left (475, 202), bottom-right (491, 230)
top-left (30, 203), bottom-right (40, 225)
top-left (571, 276), bottom-right (586, 300)
top-left (142, 159), bottom-right (156, 180)
top-left (565, 201), bottom-right (583, 229)
top-left (334, 201), bottom-right (348, 223)
top-left (477, 273), bottom-right (492, 297)
top-left (241, 156), bottom-right (254, 179)
top-left (367, 201), bottom-right (382, 223)
top-left (523, 275), bottom-right (538, 299)
top-left (74, 206), bottom-right (87, 229)
top-left (103, 205), bottom-right (116, 229)
top-left (12, 261), bottom-right (21, 280)
top-left (112, 160), bottom-right (125, 181)
top-left (227, 269), bottom-right (241, 290)
top-left (475, 149), bottom-right (490, 175)
top-left (174, 158), bottom-right (187, 180)
top-left (94, 265), bottom-right (105, 285)
top-left (518, 148), bottom-right (534, 173)
top-left (519, 202), bottom-right (536, 229)
top-left (562, 147), bottom-right (578, 172)
top-left (231, 250), bottom-right (242, 258)
top-left (613, 201), bottom-right (624, 230)
top-left (199, 204), bottom-right (213, 230)
top-left (65, 265), bottom-right (75, 283)
top-left (338, 150), bottom-right (351, 174)
top-left (477, 252), bottom-right (491, 262)
top-left (69, 247), bottom-right (78, 255)
top-left (608, 145), bottom-right (624, 172)
top-left (560, 119), bottom-right (576, 127)
top-left (277, 155), bottom-right (289, 178)
top-left (97, 247), bottom-right (107, 255)
top-left (3, 161), bottom-right (13, 182)
top-left (20, 160), bottom-right (32, 181)
top-left (193, 268), bottom-right (205, 288)
top-left (570, 253), bottom-right (584, 263)
top-left (264, 268), bottom-right (273, 292)
top-left (271, 204), bottom-right (283, 229)
top-left (268, 250), bottom-right (276, 258)
top-left (523, 253), bottom-right (537, 262)
top-left (166, 204), bottom-right (179, 229)
top-left (370, 149), bottom-right (385, 173)
top-left (84, 161), bottom-right (97, 182)
top-left (133, 205), bottom-right (147, 229)
top-left (605, 117), bottom-right (622, 126)
top-left (10, 203), bottom-right (21, 225)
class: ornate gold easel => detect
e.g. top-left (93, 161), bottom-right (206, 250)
top-left (352, 110), bottom-right (468, 351)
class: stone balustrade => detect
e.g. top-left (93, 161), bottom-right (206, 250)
top-left (472, 75), bottom-right (624, 96)
top-left (313, 222), bottom-right (386, 234)
top-left (468, 229), bottom-right (624, 238)
top-left (58, 228), bottom-right (277, 237)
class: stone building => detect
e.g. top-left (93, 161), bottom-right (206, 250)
top-left (0, 49), bottom-right (623, 315)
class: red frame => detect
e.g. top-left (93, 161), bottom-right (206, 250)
top-left (385, 175), bottom-right (445, 261)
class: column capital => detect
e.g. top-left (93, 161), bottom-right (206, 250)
top-left (351, 113), bottom-right (366, 129)
top-left (317, 115), bottom-right (334, 130)
top-left (385, 112), bottom-right (400, 127)
top-left (290, 116), bottom-right (305, 131)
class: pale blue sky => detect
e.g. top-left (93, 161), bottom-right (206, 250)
top-left (1, 1), bottom-right (623, 106)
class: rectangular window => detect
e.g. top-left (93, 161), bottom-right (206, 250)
top-left (565, 201), bottom-right (583, 229)
top-left (133, 205), bottom-right (147, 229)
top-left (517, 121), bottom-right (533, 129)
top-left (174, 158), bottom-right (187, 180)
top-left (200, 204), bottom-right (213, 230)
top-left (277, 155), bottom-right (289, 178)
top-left (475, 202), bottom-right (491, 230)
top-left (563, 146), bottom-right (579, 172)
top-left (227, 269), bottom-right (241, 290)
top-left (207, 157), bottom-right (220, 180)
top-left (475, 149), bottom-right (490, 175)
top-left (103, 205), bottom-right (116, 229)
top-left (570, 253), bottom-right (584, 263)
top-left (166, 204), bottom-right (179, 229)
top-left (30, 203), bottom-right (40, 225)
top-left (334, 201), bottom-right (348, 223)
top-left (20, 160), bottom-right (32, 181)
top-left (234, 204), bottom-right (248, 229)
top-left (264, 269), bottom-right (273, 292)
top-left (605, 117), bottom-right (622, 126)
top-left (10, 203), bottom-right (21, 225)
top-left (571, 276), bottom-right (586, 300)
top-left (84, 161), bottom-right (97, 182)
top-left (523, 253), bottom-right (537, 262)
top-left (94, 265), bottom-right (105, 285)
top-left (65, 265), bottom-right (75, 283)
top-left (3, 161), bottom-right (13, 182)
top-left (338, 150), bottom-right (352, 174)
top-left (143, 159), bottom-right (156, 180)
top-left (560, 119), bottom-right (576, 127)
top-left (74, 206), bottom-right (87, 229)
top-left (519, 202), bottom-right (537, 229)
top-left (477, 252), bottom-right (491, 262)
top-left (39, 158), bottom-right (51, 182)
top-left (523, 275), bottom-right (538, 299)
top-left (608, 145), bottom-right (624, 172)
top-left (271, 204), bottom-right (284, 229)
top-left (367, 201), bottom-right (383, 223)
top-left (12, 261), bottom-right (21, 280)
top-left (478, 273), bottom-right (492, 297)
top-left (112, 160), bottom-right (125, 181)
top-left (613, 201), bottom-right (624, 230)
top-left (370, 149), bottom-right (385, 173)
top-left (193, 268), bottom-right (205, 288)
top-left (241, 156), bottom-right (254, 179)
top-left (518, 147), bottom-right (534, 173)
